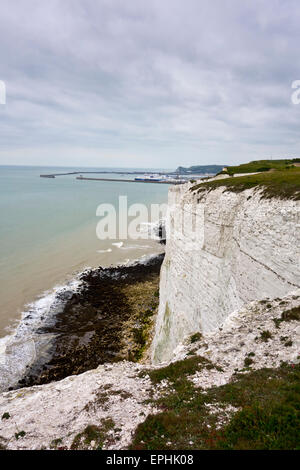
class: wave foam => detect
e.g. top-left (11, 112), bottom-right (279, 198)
top-left (139, 219), bottom-right (165, 241)
top-left (112, 242), bottom-right (124, 248)
top-left (0, 278), bottom-right (80, 393)
top-left (0, 251), bottom-right (164, 393)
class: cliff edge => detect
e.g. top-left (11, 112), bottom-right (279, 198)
top-left (152, 180), bottom-right (300, 363)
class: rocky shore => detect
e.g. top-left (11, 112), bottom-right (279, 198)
top-left (17, 254), bottom-right (164, 389)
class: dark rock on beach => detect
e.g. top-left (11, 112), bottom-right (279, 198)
top-left (18, 254), bottom-right (164, 388)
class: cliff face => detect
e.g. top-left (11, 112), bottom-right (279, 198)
top-left (152, 183), bottom-right (300, 363)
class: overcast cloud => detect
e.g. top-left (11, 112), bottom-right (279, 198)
top-left (0, 0), bottom-right (300, 168)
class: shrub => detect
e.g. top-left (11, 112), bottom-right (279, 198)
top-left (260, 330), bottom-right (273, 342)
top-left (190, 332), bottom-right (202, 344)
top-left (281, 307), bottom-right (300, 321)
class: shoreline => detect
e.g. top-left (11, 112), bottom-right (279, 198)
top-left (0, 165), bottom-right (169, 337)
top-left (0, 253), bottom-right (164, 392)
top-left (0, 232), bottom-right (165, 337)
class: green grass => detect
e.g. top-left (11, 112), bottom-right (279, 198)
top-left (244, 357), bottom-right (254, 367)
top-left (281, 306), bottom-right (300, 321)
top-left (15, 431), bottom-right (26, 440)
top-left (260, 330), bottom-right (273, 342)
top-left (190, 333), bottom-right (202, 344)
top-left (130, 363), bottom-right (300, 450)
top-left (147, 356), bottom-right (217, 387)
top-left (190, 166), bottom-right (300, 200)
top-left (272, 306), bottom-right (300, 329)
top-left (225, 158), bottom-right (300, 175)
top-left (71, 419), bottom-right (115, 450)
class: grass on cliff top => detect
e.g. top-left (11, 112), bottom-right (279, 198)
top-left (190, 166), bottom-right (300, 200)
top-left (130, 360), bottom-right (300, 450)
top-left (225, 158), bottom-right (300, 175)
top-left (146, 356), bottom-right (220, 387)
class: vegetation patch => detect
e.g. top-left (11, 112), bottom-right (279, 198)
top-left (187, 348), bottom-right (198, 356)
top-left (270, 306), bottom-right (299, 338)
top-left (71, 419), bottom-right (115, 450)
top-left (50, 438), bottom-right (63, 449)
top-left (225, 159), bottom-right (300, 175)
top-left (130, 363), bottom-right (300, 450)
top-left (259, 330), bottom-right (273, 342)
top-left (147, 356), bottom-right (216, 387)
top-left (109, 390), bottom-right (133, 400)
top-left (190, 165), bottom-right (300, 201)
top-left (244, 357), bottom-right (254, 367)
top-left (272, 318), bottom-right (283, 329)
top-left (281, 306), bottom-right (300, 321)
top-left (0, 436), bottom-right (7, 451)
top-left (84, 387), bottom-right (112, 413)
top-left (15, 431), bottom-right (26, 440)
top-left (1, 413), bottom-right (10, 420)
top-left (123, 276), bottom-right (160, 362)
top-left (190, 332), bottom-right (202, 344)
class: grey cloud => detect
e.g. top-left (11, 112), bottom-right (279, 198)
top-left (0, 0), bottom-right (299, 167)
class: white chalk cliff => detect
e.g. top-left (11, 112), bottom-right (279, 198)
top-left (0, 181), bottom-right (299, 450)
top-left (152, 183), bottom-right (300, 363)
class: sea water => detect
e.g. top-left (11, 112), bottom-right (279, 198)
top-left (0, 165), bottom-right (170, 389)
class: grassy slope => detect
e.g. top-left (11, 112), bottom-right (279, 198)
top-left (226, 158), bottom-right (300, 175)
top-left (130, 358), bottom-right (300, 450)
top-left (190, 166), bottom-right (300, 200)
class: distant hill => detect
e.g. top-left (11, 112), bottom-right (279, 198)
top-left (176, 165), bottom-right (225, 175)
top-left (176, 159), bottom-right (300, 176)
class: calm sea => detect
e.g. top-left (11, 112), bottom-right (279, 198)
top-left (0, 165), bottom-right (169, 337)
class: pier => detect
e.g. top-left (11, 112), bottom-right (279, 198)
top-left (40, 171), bottom-right (180, 178)
top-left (75, 176), bottom-right (183, 184)
top-left (40, 172), bottom-right (79, 178)
top-left (39, 170), bottom-right (187, 184)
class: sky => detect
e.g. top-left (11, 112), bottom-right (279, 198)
top-left (0, 0), bottom-right (300, 169)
